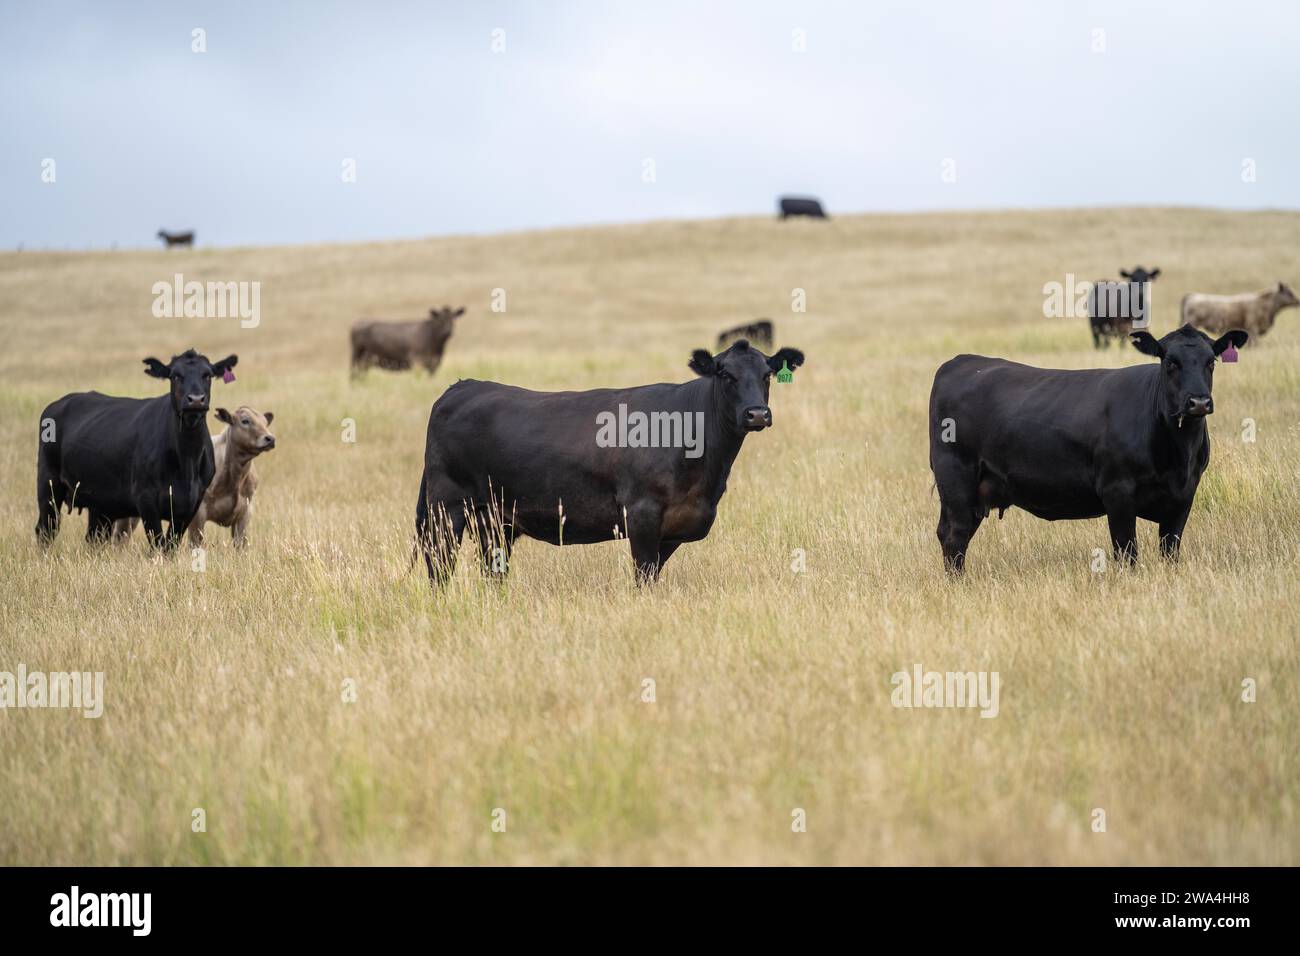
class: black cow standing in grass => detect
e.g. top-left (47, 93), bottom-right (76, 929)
top-left (415, 339), bottom-right (806, 585)
top-left (157, 229), bottom-right (195, 248)
top-left (778, 196), bottom-right (828, 220)
top-left (928, 325), bottom-right (1247, 573)
top-left (36, 349), bottom-right (237, 550)
top-left (1089, 265), bottom-right (1160, 348)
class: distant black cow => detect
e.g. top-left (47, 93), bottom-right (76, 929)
top-left (1089, 265), bottom-right (1160, 347)
top-left (778, 197), bottom-right (827, 220)
top-left (36, 349), bottom-right (238, 550)
top-left (928, 325), bottom-right (1247, 573)
top-left (415, 339), bottom-right (806, 585)
top-left (157, 230), bottom-right (194, 248)
top-left (717, 319), bottom-right (774, 350)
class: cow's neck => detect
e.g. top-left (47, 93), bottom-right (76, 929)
top-left (1147, 375), bottom-right (1207, 464)
top-left (171, 410), bottom-right (213, 471)
top-left (697, 379), bottom-right (748, 499)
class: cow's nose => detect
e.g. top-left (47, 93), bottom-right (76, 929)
top-left (185, 393), bottom-right (207, 408)
top-left (263, 436), bottom-right (276, 449)
top-left (743, 405), bottom-right (772, 430)
top-left (1186, 396), bottom-right (1213, 416)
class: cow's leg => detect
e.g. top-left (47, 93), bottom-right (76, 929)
top-left (655, 541), bottom-right (682, 574)
top-left (419, 501), bottom-right (466, 587)
top-left (188, 501), bottom-right (207, 548)
top-left (471, 505), bottom-right (512, 580)
top-left (933, 456), bottom-right (983, 574)
top-left (625, 502), bottom-right (666, 584)
top-left (1159, 504), bottom-right (1193, 560)
top-left (85, 510), bottom-right (113, 544)
top-left (111, 517), bottom-right (137, 541)
top-left (1104, 498), bottom-right (1138, 565)
top-left (35, 476), bottom-right (64, 545)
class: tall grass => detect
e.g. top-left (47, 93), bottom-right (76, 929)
top-left (0, 208), bottom-right (1296, 864)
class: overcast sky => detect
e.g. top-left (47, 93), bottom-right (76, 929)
top-left (3, 0), bottom-right (1298, 248)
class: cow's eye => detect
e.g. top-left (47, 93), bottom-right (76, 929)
top-left (241, 419), bottom-right (250, 426)
top-left (718, 369), bottom-right (735, 383)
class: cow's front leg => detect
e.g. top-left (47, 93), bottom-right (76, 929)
top-left (1105, 505), bottom-right (1138, 564)
top-left (625, 502), bottom-right (665, 585)
top-left (1159, 504), bottom-right (1192, 560)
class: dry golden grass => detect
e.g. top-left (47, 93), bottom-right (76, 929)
top-left (1, 207), bottom-right (1297, 865)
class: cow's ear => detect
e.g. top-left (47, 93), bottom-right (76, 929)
top-left (689, 349), bottom-right (716, 377)
top-left (143, 357), bottom-right (171, 378)
top-left (215, 408), bottom-right (234, 425)
top-left (1213, 330), bottom-right (1249, 355)
top-left (767, 347), bottom-right (805, 373)
top-left (263, 412), bottom-right (274, 425)
top-left (1130, 331), bottom-right (1164, 358)
top-left (1119, 269), bottom-right (1132, 279)
top-left (453, 307), bottom-right (466, 319)
top-left (210, 354), bottom-right (238, 378)
top-left (1148, 268), bottom-right (1160, 279)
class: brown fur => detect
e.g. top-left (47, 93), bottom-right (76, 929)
top-left (350, 305), bottom-right (465, 375)
top-left (1182, 283), bottom-right (1298, 341)
top-left (188, 406), bottom-right (276, 548)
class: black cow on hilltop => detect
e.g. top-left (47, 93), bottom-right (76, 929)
top-left (928, 325), bottom-right (1247, 572)
top-left (415, 339), bottom-right (806, 585)
top-left (36, 349), bottom-right (238, 549)
top-left (157, 230), bottom-right (195, 248)
top-left (778, 197), bottom-right (828, 220)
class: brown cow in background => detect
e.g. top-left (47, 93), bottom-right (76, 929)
top-left (1182, 283), bottom-right (1299, 342)
top-left (350, 306), bottom-right (465, 376)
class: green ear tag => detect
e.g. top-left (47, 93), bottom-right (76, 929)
top-left (776, 360), bottom-right (794, 383)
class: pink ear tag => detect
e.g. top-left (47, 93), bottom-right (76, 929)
top-left (222, 368), bottom-right (236, 383)
top-left (1221, 345), bottom-right (1238, 364)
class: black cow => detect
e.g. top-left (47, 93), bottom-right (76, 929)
top-left (1089, 265), bottom-right (1160, 348)
top-left (415, 339), bottom-right (806, 585)
top-left (157, 230), bottom-right (194, 248)
top-left (778, 196), bottom-right (828, 220)
top-left (36, 349), bottom-right (238, 550)
top-left (717, 319), bottom-right (774, 350)
top-left (928, 325), bottom-right (1247, 572)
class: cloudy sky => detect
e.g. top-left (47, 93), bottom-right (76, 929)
top-left (3, 0), bottom-right (1298, 248)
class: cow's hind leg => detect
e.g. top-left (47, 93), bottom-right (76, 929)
top-left (85, 510), bottom-right (114, 544)
top-left (35, 476), bottom-right (64, 545)
top-left (933, 455), bottom-right (984, 574)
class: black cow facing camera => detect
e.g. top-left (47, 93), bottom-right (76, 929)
top-left (415, 339), bottom-right (806, 586)
top-left (36, 349), bottom-right (238, 550)
top-left (928, 325), bottom-right (1246, 573)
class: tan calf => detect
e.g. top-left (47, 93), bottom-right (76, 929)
top-left (189, 406), bottom-right (276, 548)
top-left (1182, 282), bottom-right (1298, 341)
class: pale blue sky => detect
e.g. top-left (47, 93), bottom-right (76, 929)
top-left (3, 0), bottom-right (1298, 248)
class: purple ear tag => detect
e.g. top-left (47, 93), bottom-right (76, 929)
top-left (222, 368), bottom-right (236, 383)
top-left (1221, 345), bottom-right (1238, 364)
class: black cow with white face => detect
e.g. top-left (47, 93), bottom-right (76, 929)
top-left (928, 325), bottom-right (1247, 572)
top-left (415, 339), bottom-right (806, 585)
top-left (36, 349), bottom-right (238, 550)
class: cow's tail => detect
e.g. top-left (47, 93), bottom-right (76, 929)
top-left (408, 470), bottom-right (429, 575)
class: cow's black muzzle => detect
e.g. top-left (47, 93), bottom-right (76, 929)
top-left (743, 405), bottom-right (772, 431)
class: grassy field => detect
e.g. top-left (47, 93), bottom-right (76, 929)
top-left (1, 207), bottom-right (1297, 865)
